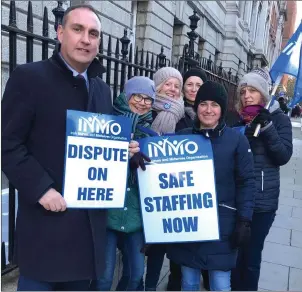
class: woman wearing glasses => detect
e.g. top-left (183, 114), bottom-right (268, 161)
top-left (90, 76), bottom-right (156, 291)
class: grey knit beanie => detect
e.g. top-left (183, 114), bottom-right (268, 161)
top-left (237, 68), bottom-right (270, 102)
top-left (153, 67), bottom-right (183, 90)
top-left (124, 76), bottom-right (156, 101)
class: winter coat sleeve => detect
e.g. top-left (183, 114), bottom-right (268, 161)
top-left (234, 133), bottom-right (256, 221)
top-left (260, 114), bottom-right (293, 166)
top-left (1, 66), bottom-right (54, 204)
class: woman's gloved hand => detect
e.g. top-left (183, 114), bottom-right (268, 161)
top-left (230, 218), bottom-right (251, 249)
top-left (253, 108), bottom-right (272, 128)
top-left (244, 124), bottom-right (256, 139)
top-left (129, 152), bottom-right (151, 171)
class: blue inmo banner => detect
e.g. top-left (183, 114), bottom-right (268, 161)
top-left (137, 134), bottom-right (220, 244)
top-left (63, 110), bottom-right (132, 208)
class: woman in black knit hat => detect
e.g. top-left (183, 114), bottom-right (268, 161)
top-left (176, 68), bottom-right (208, 132)
top-left (168, 68), bottom-right (210, 291)
top-left (166, 81), bottom-right (255, 291)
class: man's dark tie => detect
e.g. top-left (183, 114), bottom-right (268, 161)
top-left (76, 74), bottom-right (88, 91)
top-left (76, 74), bottom-right (85, 80)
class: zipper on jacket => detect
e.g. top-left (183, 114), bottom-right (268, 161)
top-left (219, 203), bottom-right (237, 211)
top-left (261, 171), bottom-right (264, 191)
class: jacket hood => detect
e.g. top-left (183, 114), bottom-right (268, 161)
top-left (270, 100), bottom-right (286, 117)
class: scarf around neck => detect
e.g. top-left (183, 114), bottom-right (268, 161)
top-left (240, 104), bottom-right (264, 124)
top-left (113, 92), bottom-right (153, 140)
top-left (184, 100), bottom-right (196, 120)
top-left (151, 93), bottom-right (184, 134)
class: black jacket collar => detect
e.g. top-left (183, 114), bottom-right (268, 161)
top-left (192, 119), bottom-right (226, 138)
top-left (50, 50), bottom-right (106, 79)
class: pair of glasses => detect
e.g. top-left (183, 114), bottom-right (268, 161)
top-left (133, 94), bottom-right (153, 105)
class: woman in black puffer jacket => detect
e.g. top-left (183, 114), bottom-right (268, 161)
top-left (170, 68), bottom-right (210, 291)
top-left (231, 68), bottom-right (293, 291)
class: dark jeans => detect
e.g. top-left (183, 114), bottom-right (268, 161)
top-left (144, 244), bottom-right (166, 290)
top-left (115, 244), bottom-right (144, 291)
top-left (90, 229), bottom-right (145, 291)
top-left (167, 260), bottom-right (182, 291)
top-left (231, 211), bottom-right (276, 291)
top-left (17, 275), bottom-right (90, 291)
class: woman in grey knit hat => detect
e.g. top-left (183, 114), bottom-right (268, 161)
top-left (151, 67), bottom-right (184, 134)
top-left (231, 68), bottom-right (293, 291)
top-left (140, 67), bottom-right (184, 291)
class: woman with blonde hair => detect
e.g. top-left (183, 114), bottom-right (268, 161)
top-left (231, 68), bottom-right (293, 291)
top-left (151, 67), bottom-right (184, 135)
top-left (139, 67), bottom-right (184, 291)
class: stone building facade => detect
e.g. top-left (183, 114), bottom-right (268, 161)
top-left (1, 0), bottom-right (287, 85)
top-left (280, 0), bottom-right (297, 88)
top-left (281, 0), bottom-right (297, 49)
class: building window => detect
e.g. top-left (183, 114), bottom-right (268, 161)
top-left (215, 49), bottom-right (220, 65)
top-left (249, 1), bottom-right (255, 27)
top-left (198, 38), bottom-right (205, 57)
top-left (239, 1), bottom-right (245, 19)
top-left (172, 18), bottom-right (184, 65)
top-left (247, 53), bottom-right (253, 71)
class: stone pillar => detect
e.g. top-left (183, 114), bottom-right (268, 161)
top-left (239, 1), bottom-right (245, 19)
top-left (272, 16), bottom-right (285, 64)
top-left (249, 2), bottom-right (258, 42)
top-left (255, 2), bottom-right (267, 51)
top-left (135, 1), bottom-right (174, 58)
top-left (245, 1), bottom-right (253, 26)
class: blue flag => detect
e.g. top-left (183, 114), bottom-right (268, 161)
top-left (270, 21), bottom-right (302, 83)
top-left (289, 37), bottom-right (302, 108)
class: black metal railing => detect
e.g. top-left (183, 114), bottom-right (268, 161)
top-left (1, 1), bottom-right (240, 275)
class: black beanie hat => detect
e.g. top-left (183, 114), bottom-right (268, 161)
top-left (183, 68), bottom-right (208, 85)
top-left (194, 81), bottom-right (228, 117)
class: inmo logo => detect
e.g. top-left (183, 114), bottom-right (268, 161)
top-left (78, 116), bottom-right (121, 135)
top-left (147, 138), bottom-right (198, 158)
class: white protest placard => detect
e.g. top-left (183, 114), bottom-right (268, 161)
top-left (137, 135), bottom-right (220, 243)
top-left (62, 110), bottom-right (132, 208)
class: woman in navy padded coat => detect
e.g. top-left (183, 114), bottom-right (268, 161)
top-left (166, 81), bottom-right (256, 291)
top-left (231, 68), bottom-right (293, 291)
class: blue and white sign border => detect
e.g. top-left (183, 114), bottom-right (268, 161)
top-left (62, 110), bottom-right (132, 209)
top-left (137, 134), bottom-right (220, 244)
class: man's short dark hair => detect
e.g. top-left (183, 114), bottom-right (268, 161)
top-left (62, 4), bottom-right (101, 27)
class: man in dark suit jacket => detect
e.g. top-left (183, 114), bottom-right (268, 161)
top-left (1, 4), bottom-right (139, 291)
